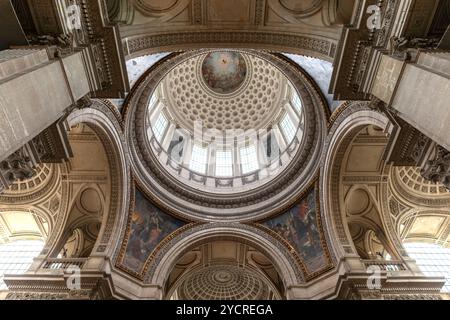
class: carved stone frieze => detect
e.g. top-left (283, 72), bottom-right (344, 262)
top-left (330, 1), bottom-right (410, 100)
top-left (0, 118), bottom-right (73, 193)
top-left (0, 148), bottom-right (37, 193)
top-left (5, 290), bottom-right (92, 300)
top-left (124, 32), bottom-right (336, 60)
top-left (384, 111), bottom-right (433, 167)
top-left (19, 0), bottom-right (129, 98)
top-left (383, 294), bottom-right (442, 300)
top-left (421, 145), bottom-right (450, 192)
top-left (390, 36), bottom-right (440, 61)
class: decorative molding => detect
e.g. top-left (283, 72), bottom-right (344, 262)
top-left (0, 148), bottom-right (38, 193)
top-left (124, 32), bottom-right (336, 60)
top-left (421, 145), bottom-right (450, 192)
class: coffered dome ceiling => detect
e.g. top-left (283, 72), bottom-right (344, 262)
top-left (125, 49), bottom-right (328, 221)
top-left (178, 265), bottom-right (270, 300)
top-left (163, 51), bottom-right (284, 132)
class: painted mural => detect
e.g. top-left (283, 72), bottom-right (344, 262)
top-left (201, 51), bottom-right (247, 94)
top-left (122, 189), bottom-right (185, 273)
top-left (263, 188), bottom-right (328, 274)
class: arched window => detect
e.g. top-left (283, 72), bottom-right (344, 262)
top-left (404, 243), bottom-right (450, 293)
top-left (153, 113), bottom-right (168, 142)
top-left (280, 113), bottom-right (296, 144)
top-left (291, 89), bottom-right (302, 114)
top-left (189, 144), bottom-right (209, 174)
top-left (239, 144), bottom-right (259, 175)
top-left (215, 150), bottom-right (233, 177)
top-left (148, 93), bottom-right (158, 110)
top-left (0, 240), bottom-right (44, 290)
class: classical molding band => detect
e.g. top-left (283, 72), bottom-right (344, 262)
top-left (123, 32), bottom-right (337, 61)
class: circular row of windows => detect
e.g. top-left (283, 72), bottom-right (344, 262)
top-left (145, 82), bottom-right (305, 193)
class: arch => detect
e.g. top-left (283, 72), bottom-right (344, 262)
top-left (320, 102), bottom-right (393, 258)
top-left (146, 224), bottom-right (302, 298)
top-left (123, 32), bottom-right (337, 62)
top-left (50, 182), bottom-right (106, 258)
top-left (62, 100), bottom-right (131, 257)
top-left (163, 240), bottom-right (284, 300)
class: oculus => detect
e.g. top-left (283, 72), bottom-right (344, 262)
top-left (201, 51), bottom-right (247, 94)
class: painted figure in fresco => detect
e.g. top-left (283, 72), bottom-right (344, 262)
top-left (123, 190), bottom-right (185, 272)
top-left (294, 193), bottom-right (321, 260)
top-left (127, 211), bottom-right (146, 260)
top-left (264, 189), bottom-right (327, 273)
top-left (201, 52), bottom-right (247, 94)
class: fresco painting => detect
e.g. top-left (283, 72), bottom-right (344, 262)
top-left (201, 51), bottom-right (247, 94)
top-left (122, 189), bottom-right (185, 272)
top-left (263, 188), bottom-right (328, 273)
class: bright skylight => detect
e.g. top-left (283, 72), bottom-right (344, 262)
top-left (126, 52), bottom-right (171, 86)
top-left (404, 242), bottom-right (450, 293)
top-left (215, 150), bottom-right (233, 177)
top-left (292, 90), bottom-right (302, 113)
top-left (0, 240), bottom-right (44, 291)
top-left (240, 144), bottom-right (259, 175)
top-left (280, 114), bottom-right (296, 144)
top-left (153, 113), bottom-right (168, 142)
top-left (149, 94), bottom-right (158, 110)
top-left (190, 144), bottom-right (208, 174)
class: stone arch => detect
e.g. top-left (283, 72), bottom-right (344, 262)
top-left (320, 102), bottom-right (400, 259)
top-left (146, 224), bottom-right (302, 299)
top-left (344, 183), bottom-right (400, 259)
top-left (62, 100), bottom-right (131, 257)
top-left (49, 182), bottom-right (106, 258)
top-left (387, 164), bottom-right (450, 248)
top-left (124, 34), bottom-right (336, 62)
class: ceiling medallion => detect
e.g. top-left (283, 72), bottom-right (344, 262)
top-left (201, 51), bottom-right (248, 95)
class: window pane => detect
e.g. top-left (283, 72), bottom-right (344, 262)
top-left (240, 144), bottom-right (259, 175)
top-left (190, 144), bottom-right (208, 174)
top-left (149, 94), bottom-right (157, 110)
top-left (292, 90), bottom-right (302, 113)
top-left (404, 243), bottom-right (450, 293)
top-left (216, 150), bottom-right (233, 177)
top-left (280, 114), bottom-right (296, 144)
top-left (0, 240), bottom-right (44, 290)
top-left (153, 113), bottom-right (168, 142)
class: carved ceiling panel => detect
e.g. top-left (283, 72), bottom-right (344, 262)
top-left (163, 50), bottom-right (284, 132)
